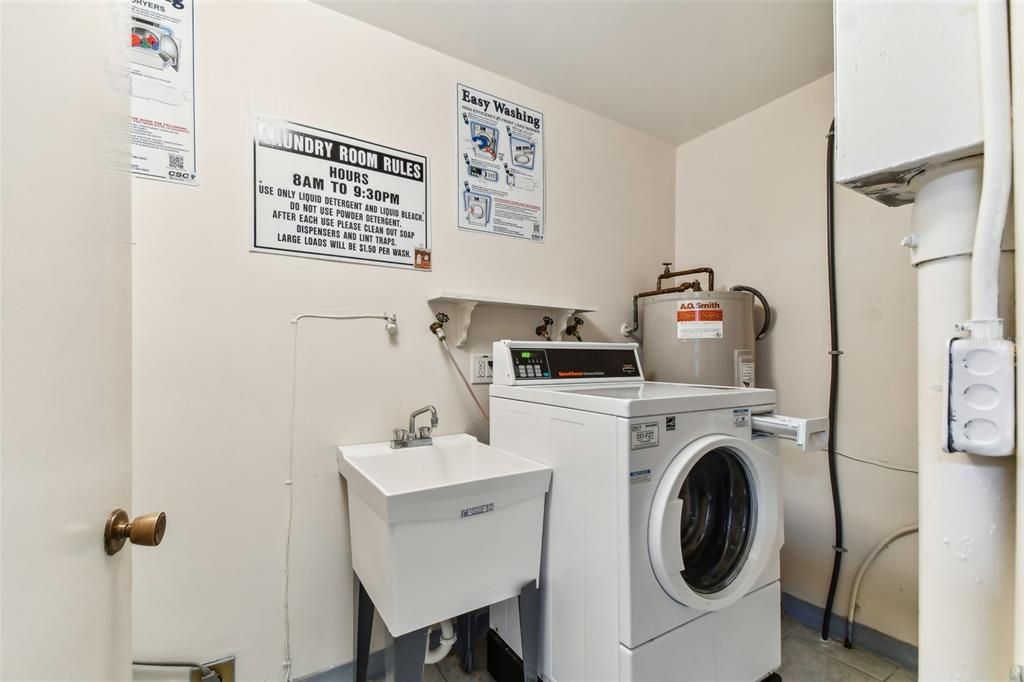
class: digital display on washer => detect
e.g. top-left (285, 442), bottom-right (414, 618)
top-left (511, 348), bottom-right (640, 381)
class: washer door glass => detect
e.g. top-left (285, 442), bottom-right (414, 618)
top-left (647, 434), bottom-right (779, 611)
top-left (678, 446), bottom-right (753, 593)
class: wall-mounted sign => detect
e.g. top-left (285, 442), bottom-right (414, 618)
top-left (129, 0), bottom-right (198, 185)
top-left (253, 116), bottom-right (430, 270)
top-left (457, 84), bottom-right (545, 242)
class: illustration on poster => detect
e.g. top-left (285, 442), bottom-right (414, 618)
top-left (464, 153), bottom-right (499, 183)
top-left (506, 125), bottom-right (537, 170)
top-left (130, 17), bottom-right (180, 71)
top-left (503, 163), bottom-right (537, 192)
top-left (463, 180), bottom-right (492, 227)
top-left (462, 113), bottom-right (500, 161)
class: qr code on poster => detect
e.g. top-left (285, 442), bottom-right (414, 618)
top-left (168, 153), bottom-right (184, 170)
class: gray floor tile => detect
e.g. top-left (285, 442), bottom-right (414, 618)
top-left (885, 668), bottom-right (917, 682)
top-left (789, 623), bottom-right (899, 680)
top-left (779, 638), bottom-right (877, 682)
top-left (437, 657), bottom-right (493, 681)
top-left (437, 638), bottom-right (494, 682)
top-left (424, 663), bottom-right (447, 682)
top-left (782, 612), bottom-right (803, 639)
top-left (369, 662), bottom-right (447, 682)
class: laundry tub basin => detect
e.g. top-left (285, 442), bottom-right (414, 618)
top-left (337, 433), bottom-right (551, 636)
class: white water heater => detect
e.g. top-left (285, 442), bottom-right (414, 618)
top-left (642, 290), bottom-right (756, 386)
top-left (622, 265), bottom-right (769, 387)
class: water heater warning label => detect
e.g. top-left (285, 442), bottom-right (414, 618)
top-left (676, 301), bottom-right (724, 339)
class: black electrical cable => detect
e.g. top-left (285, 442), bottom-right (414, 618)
top-left (729, 285), bottom-right (772, 340)
top-left (822, 119), bottom-right (844, 643)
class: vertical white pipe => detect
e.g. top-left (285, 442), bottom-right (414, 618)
top-left (1011, 0), bottom-right (1024, 671)
top-left (913, 164), bottom-right (1015, 679)
top-left (973, 0), bottom-right (1013, 334)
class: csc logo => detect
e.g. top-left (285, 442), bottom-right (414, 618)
top-left (169, 170), bottom-right (195, 181)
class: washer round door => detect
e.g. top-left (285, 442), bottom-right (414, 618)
top-left (648, 434), bottom-right (780, 611)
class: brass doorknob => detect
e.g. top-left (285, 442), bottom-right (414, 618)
top-left (104, 508), bottom-right (166, 555)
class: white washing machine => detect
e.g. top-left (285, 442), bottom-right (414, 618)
top-left (487, 341), bottom-right (809, 682)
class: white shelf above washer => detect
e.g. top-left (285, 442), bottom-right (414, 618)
top-left (427, 292), bottom-right (597, 347)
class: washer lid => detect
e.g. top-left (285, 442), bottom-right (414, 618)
top-left (648, 434), bottom-right (782, 611)
top-left (490, 381), bottom-right (775, 416)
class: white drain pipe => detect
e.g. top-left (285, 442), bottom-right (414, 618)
top-left (972, 0), bottom-right (1013, 339)
top-left (1011, 0), bottom-right (1024, 674)
top-left (423, 619), bottom-right (456, 666)
top-left (910, 162), bottom-right (1015, 679)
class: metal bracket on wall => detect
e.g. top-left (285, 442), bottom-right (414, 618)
top-left (427, 293), bottom-right (596, 348)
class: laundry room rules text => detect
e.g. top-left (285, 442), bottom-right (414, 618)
top-left (253, 116), bottom-right (431, 271)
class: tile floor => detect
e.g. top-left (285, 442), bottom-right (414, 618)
top-left (413, 614), bottom-right (916, 682)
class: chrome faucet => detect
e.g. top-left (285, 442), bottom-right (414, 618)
top-left (391, 405), bottom-right (439, 448)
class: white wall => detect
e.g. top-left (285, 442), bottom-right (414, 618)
top-left (674, 75), bottom-right (920, 645)
top-left (130, 2), bottom-right (674, 679)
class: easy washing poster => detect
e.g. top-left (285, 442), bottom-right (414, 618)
top-left (457, 84), bottom-right (545, 241)
top-left (128, 0), bottom-right (198, 185)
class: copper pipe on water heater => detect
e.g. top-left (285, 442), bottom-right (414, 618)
top-left (623, 264), bottom-right (715, 336)
top-left (656, 263), bottom-right (715, 292)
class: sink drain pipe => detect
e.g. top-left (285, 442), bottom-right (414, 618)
top-left (424, 619), bottom-right (457, 665)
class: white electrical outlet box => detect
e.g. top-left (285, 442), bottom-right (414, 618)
top-left (945, 337), bottom-right (1016, 456)
top-left (471, 353), bottom-right (493, 384)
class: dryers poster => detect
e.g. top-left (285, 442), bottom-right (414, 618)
top-left (252, 116), bottom-right (431, 271)
top-left (128, 0), bottom-right (198, 185)
top-left (457, 84), bottom-right (545, 241)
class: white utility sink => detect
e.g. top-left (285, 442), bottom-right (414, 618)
top-left (338, 433), bottom-right (551, 636)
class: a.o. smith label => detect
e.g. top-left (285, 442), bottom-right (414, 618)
top-left (677, 300), bottom-right (724, 339)
top-left (460, 503), bottom-right (495, 518)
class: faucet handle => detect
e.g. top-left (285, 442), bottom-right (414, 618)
top-left (393, 428), bottom-right (408, 442)
top-left (418, 426), bottom-right (433, 439)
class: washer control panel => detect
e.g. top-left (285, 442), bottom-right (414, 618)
top-left (494, 341), bottom-right (643, 385)
top-left (510, 349), bottom-right (552, 380)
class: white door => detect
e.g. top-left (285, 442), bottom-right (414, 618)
top-left (648, 435), bottom-right (781, 611)
top-left (1, 1), bottom-right (137, 679)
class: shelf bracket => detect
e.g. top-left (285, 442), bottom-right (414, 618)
top-left (446, 301), bottom-right (478, 348)
top-left (554, 310), bottom-right (579, 341)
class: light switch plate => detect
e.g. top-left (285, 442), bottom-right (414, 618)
top-left (470, 353), bottom-right (493, 384)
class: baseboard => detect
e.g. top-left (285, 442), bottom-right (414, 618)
top-left (781, 592), bottom-right (918, 671)
top-left (295, 650), bottom-right (385, 682)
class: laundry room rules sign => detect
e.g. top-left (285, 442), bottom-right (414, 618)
top-left (253, 116), bottom-right (431, 270)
